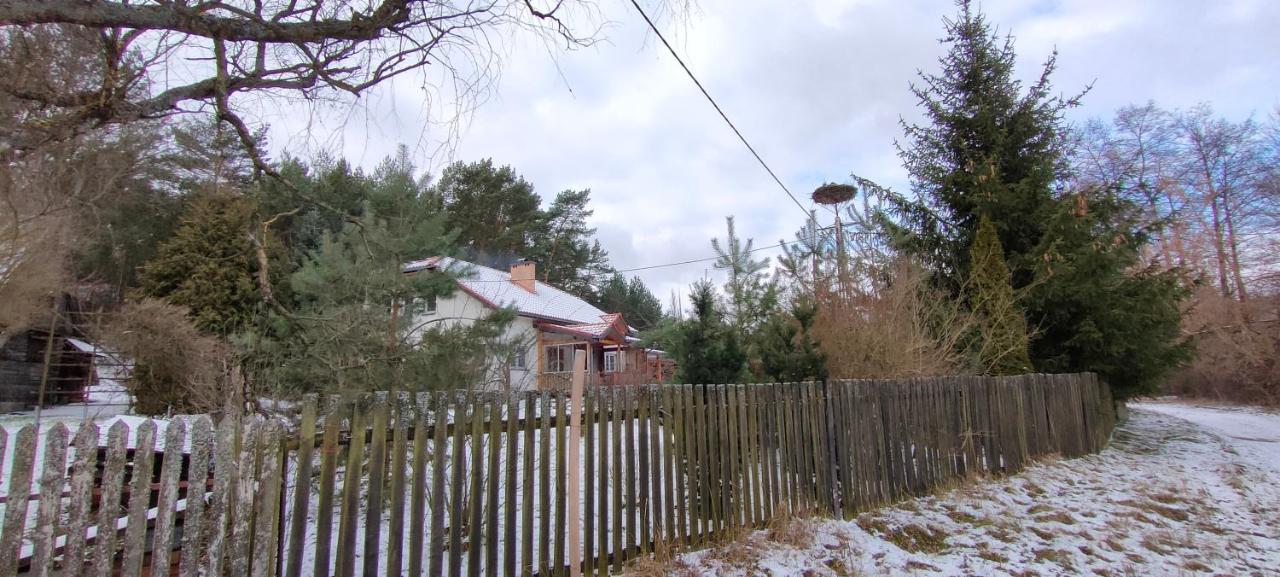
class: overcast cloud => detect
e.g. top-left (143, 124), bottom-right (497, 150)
top-left (258, 0), bottom-right (1280, 308)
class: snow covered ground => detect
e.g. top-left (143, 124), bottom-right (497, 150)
top-left (656, 403), bottom-right (1280, 576)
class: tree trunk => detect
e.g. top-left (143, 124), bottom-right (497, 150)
top-left (1222, 191), bottom-right (1250, 306)
top-left (1209, 195), bottom-right (1232, 298)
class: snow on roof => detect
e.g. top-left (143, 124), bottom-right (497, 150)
top-left (66, 337), bottom-right (113, 356)
top-left (404, 256), bottom-right (610, 326)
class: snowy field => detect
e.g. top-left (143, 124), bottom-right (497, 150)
top-left (658, 402), bottom-right (1280, 576)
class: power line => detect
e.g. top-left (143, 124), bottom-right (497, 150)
top-left (450, 224), bottom-right (879, 281)
top-left (628, 0), bottom-right (811, 218)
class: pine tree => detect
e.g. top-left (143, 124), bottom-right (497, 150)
top-left (592, 273), bottom-right (665, 332)
top-left (530, 189), bottom-right (611, 298)
top-left (712, 216), bottom-right (777, 332)
top-left (435, 159), bottom-right (543, 265)
top-left (244, 152), bottom-right (505, 393)
top-left (677, 280), bottom-right (745, 384)
top-left (968, 213), bottom-right (1032, 375)
top-left (624, 276), bottom-right (665, 331)
top-left (757, 298), bottom-right (827, 382)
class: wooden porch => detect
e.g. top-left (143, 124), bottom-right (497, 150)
top-left (531, 313), bottom-right (673, 390)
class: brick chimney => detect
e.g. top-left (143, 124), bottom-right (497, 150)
top-left (510, 260), bottom-right (536, 293)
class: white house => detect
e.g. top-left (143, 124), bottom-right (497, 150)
top-left (402, 257), bottom-right (673, 390)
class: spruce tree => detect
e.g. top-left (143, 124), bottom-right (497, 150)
top-left (884, 0), bottom-right (1188, 396)
top-left (968, 213), bottom-right (1032, 375)
top-left (888, 0), bottom-right (1081, 290)
top-left (1024, 190), bottom-right (1191, 396)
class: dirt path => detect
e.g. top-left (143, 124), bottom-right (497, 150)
top-left (657, 404), bottom-right (1280, 576)
top-left (1135, 401), bottom-right (1280, 475)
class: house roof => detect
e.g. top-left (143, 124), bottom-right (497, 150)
top-left (404, 256), bottom-right (612, 326)
top-left (537, 312), bottom-right (630, 342)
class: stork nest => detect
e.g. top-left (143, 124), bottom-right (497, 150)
top-left (812, 183), bottom-right (857, 205)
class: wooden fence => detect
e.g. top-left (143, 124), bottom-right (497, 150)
top-left (0, 373), bottom-right (1113, 576)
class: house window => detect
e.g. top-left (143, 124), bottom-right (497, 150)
top-left (604, 351), bottom-right (618, 373)
top-left (400, 295), bottom-right (437, 316)
top-left (545, 345), bottom-right (572, 372)
top-left (511, 346), bottom-right (527, 370)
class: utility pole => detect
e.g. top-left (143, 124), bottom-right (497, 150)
top-left (811, 183), bottom-right (857, 298)
top-left (809, 210), bottom-right (819, 295)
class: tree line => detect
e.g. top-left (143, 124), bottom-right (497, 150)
top-left (649, 0), bottom-right (1277, 405)
top-left (1, 54), bottom-right (665, 413)
top-left (3, 0), bottom-right (1275, 412)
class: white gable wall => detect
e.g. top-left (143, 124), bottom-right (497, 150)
top-left (408, 286), bottom-right (538, 390)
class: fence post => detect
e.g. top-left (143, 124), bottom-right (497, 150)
top-left (567, 350), bottom-right (586, 577)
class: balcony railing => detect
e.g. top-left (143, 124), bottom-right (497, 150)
top-left (535, 370), bottom-right (656, 390)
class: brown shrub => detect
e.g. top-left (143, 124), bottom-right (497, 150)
top-left (97, 298), bottom-right (238, 416)
top-left (1165, 289), bottom-right (1279, 406)
top-left (813, 259), bottom-right (977, 379)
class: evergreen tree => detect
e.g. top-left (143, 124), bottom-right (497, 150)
top-left (244, 152), bottom-right (498, 393)
top-left (887, 0), bottom-right (1081, 290)
top-left (71, 124), bottom-right (186, 300)
top-left (169, 117), bottom-right (257, 195)
top-left (757, 298), bottom-right (827, 382)
top-left (138, 193), bottom-right (261, 336)
top-left (676, 280), bottom-right (745, 384)
top-left (1024, 190), bottom-right (1191, 396)
top-left (529, 189), bottom-right (611, 297)
top-left (882, 0), bottom-right (1188, 396)
top-left (435, 159), bottom-right (543, 265)
top-left (593, 273), bottom-right (665, 332)
top-left (624, 276), bottom-right (665, 331)
top-left (968, 213), bottom-right (1032, 375)
top-left (712, 216), bottom-right (778, 332)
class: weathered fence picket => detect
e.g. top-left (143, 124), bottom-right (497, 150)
top-left (0, 373), bottom-right (1113, 577)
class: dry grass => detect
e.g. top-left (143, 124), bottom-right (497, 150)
top-left (1032, 548), bottom-right (1074, 570)
top-left (1034, 510), bottom-right (1078, 526)
top-left (98, 298), bottom-right (239, 416)
top-left (700, 533), bottom-right (764, 572)
top-left (765, 508), bottom-right (819, 550)
top-left (1139, 532), bottom-right (1173, 555)
top-left (1102, 537), bottom-right (1127, 553)
top-left (976, 546), bottom-right (1008, 563)
top-left (1027, 526), bottom-right (1055, 541)
top-left (855, 514), bottom-right (950, 554)
top-left (626, 539), bottom-right (697, 577)
top-left (945, 509), bottom-right (980, 525)
top-left (904, 559), bottom-right (943, 572)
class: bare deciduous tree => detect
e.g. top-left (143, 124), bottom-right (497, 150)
top-left (0, 1), bottom-right (680, 311)
top-left (0, 1), bottom-right (613, 166)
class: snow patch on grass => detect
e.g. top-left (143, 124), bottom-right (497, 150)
top-left (656, 406), bottom-right (1280, 576)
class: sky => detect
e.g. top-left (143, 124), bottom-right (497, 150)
top-left (257, 0), bottom-right (1280, 309)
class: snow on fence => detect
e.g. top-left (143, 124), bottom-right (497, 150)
top-left (0, 373), bottom-right (1114, 576)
